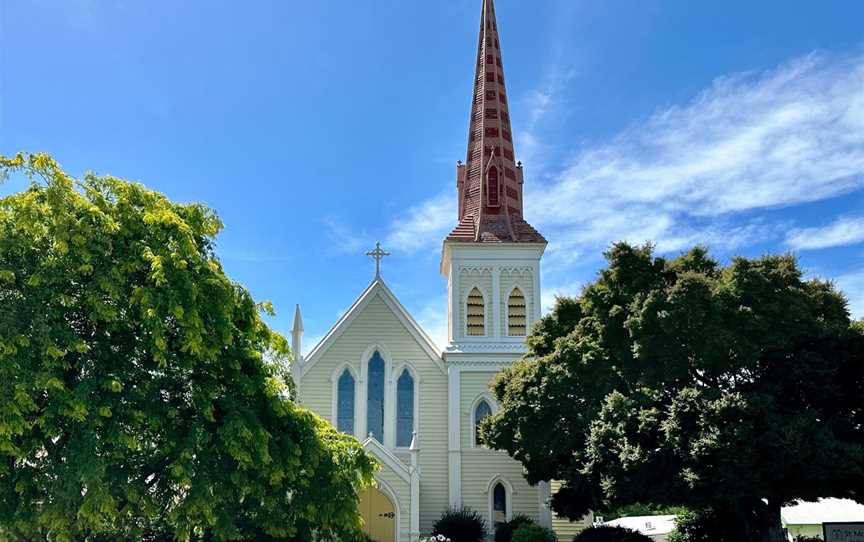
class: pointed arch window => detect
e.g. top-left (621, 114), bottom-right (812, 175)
top-left (467, 288), bottom-right (486, 336)
top-left (367, 351), bottom-right (385, 441)
top-left (487, 167), bottom-right (500, 206)
top-left (508, 287), bottom-right (527, 336)
top-left (396, 369), bottom-right (415, 447)
top-left (336, 369), bottom-right (355, 435)
top-left (492, 482), bottom-right (508, 530)
top-left (474, 399), bottom-right (492, 446)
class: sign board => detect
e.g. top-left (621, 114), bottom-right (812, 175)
top-left (824, 522), bottom-right (864, 542)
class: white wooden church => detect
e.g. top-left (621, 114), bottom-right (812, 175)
top-left (290, 1), bottom-right (588, 540)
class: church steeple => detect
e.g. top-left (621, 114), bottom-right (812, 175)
top-left (446, 0), bottom-right (545, 244)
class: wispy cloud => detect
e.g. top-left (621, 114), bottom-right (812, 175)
top-left (385, 191), bottom-right (456, 254)
top-left (324, 218), bottom-right (373, 255)
top-left (528, 51), bottom-right (864, 265)
top-left (786, 216), bottom-right (864, 250)
top-left (413, 294), bottom-right (449, 351)
top-left (835, 271), bottom-right (864, 320)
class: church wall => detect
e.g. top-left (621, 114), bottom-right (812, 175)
top-left (459, 370), bottom-right (541, 530)
top-left (297, 293), bottom-right (450, 538)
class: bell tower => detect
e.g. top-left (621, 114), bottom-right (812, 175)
top-left (441, 0), bottom-right (546, 356)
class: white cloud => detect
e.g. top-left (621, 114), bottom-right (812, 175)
top-left (542, 281), bottom-right (585, 314)
top-left (526, 51), bottom-right (864, 263)
top-left (786, 216), bottom-right (864, 250)
top-left (835, 271), bottom-right (864, 320)
top-left (413, 294), bottom-right (449, 351)
top-left (324, 218), bottom-right (372, 255)
top-left (385, 191), bottom-right (456, 254)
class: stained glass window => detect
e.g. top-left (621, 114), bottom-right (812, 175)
top-left (493, 483), bottom-right (507, 529)
top-left (475, 399), bottom-right (492, 446)
top-left (396, 369), bottom-right (415, 447)
top-left (337, 369), bottom-right (355, 435)
top-left (367, 351), bottom-right (385, 442)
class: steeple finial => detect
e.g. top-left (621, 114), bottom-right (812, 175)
top-left (365, 242), bottom-right (391, 279)
top-left (444, 0), bottom-right (545, 245)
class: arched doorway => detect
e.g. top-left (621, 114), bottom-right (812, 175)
top-left (359, 484), bottom-right (396, 542)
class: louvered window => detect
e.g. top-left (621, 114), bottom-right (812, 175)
top-left (508, 288), bottom-right (527, 336)
top-left (466, 287), bottom-right (486, 336)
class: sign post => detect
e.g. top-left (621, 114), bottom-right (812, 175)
top-left (824, 522), bottom-right (864, 542)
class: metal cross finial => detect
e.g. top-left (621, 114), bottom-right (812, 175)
top-left (366, 242), bottom-right (390, 279)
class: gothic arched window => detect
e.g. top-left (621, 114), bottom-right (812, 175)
top-left (467, 288), bottom-right (486, 336)
top-left (488, 167), bottom-right (500, 206)
top-left (336, 369), bottom-right (355, 435)
top-left (474, 399), bottom-right (492, 446)
top-left (508, 287), bottom-right (527, 336)
top-left (492, 482), bottom-right (508, 530)
top-left (367, 351), bottom-right (385, 442)
top-left (396, 369), bottom-right (415, 447)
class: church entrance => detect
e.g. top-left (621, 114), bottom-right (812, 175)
top-left (359, 485), bottom-right (396, 542)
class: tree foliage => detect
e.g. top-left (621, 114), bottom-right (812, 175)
top-left (483, 243), bottom-right (864, 542)
top-left (432, 507), bottom-right (487, 542)
top-left (573, 526), bottom-right (652, 542)
top-left (0, 153), bottom-right (375, 541)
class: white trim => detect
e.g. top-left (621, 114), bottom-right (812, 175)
top-left (470, 393), bottom-right (499, 448)
top-left (391, 362), bottom-right (420, 450)
top-left (330, 363), bottom-right (360, 438)
top-left (505, 284), bottom-right (530, 338)
top-left (302, 279), bottom-right (445, 377)
top-left (372, 476), bottom-right (402, 542)
top-left (486, 475), bottom-right (515, 529)
top-left (363, 437), bottom-right (412, 484)
top-left (492, 266), bottom-right (501, 338)
top-left (448, 365), bottom-right (462, 508)
top-left (360, 344), bottom-right (392, 445)
top-left (538, 481), bottom-right (553, 529)
top-left (463, 282), bottom-right (490, 339)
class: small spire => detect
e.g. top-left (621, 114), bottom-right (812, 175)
top-left (291, 304), bottom-right (304, 363)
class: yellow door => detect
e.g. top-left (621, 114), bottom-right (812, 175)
top-left (359, 485), bottom-right (396, 542)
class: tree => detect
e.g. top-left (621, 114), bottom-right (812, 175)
top-left (482, 243), bottom-right (864, 542)
top-left (0, 153), bottom-right (376, 541)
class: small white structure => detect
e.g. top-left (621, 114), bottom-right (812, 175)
top-left (604, 515), bottom-right (678, 541)
top-left (782, 499), bottom-right (864, 541)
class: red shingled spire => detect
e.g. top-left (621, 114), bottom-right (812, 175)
top-left (447, 0), bottom-right (545, 244)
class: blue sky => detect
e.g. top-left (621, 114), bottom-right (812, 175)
top-left (2, 0), bottom-right (863, 351)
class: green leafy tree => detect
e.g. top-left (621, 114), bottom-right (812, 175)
top-left (0, 153), bottom-right (375, 541)
top-left (482, 243), bottom-right (864, 542)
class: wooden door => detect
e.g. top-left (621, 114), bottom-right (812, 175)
top-left (359, 485), bottom-right (396, 542)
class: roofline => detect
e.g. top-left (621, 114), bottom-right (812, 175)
top-left (300, 278), bottom-right (445, 377)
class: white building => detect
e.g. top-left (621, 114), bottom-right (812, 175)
top-left (604, 516), bottom-right (678, 542)
top-left (290, 1), bottom-right (590, 541)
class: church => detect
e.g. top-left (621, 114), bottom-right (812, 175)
top-left (290, 1), bottom-right (588, 540)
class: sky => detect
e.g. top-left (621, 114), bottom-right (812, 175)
top-left (1, 0), bottom-right (863, 352)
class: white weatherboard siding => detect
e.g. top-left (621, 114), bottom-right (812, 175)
top-left (459, 371), bottom-right (542, 527)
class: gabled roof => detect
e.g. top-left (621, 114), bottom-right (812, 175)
top-left (300, 278), bottom-right (445, 377)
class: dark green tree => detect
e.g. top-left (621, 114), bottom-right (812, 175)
top-left (0, 153), bottom-right (376, 541)
top-left (482, 243), bottom-right (864, 542)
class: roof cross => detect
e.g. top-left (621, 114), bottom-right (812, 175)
top-left (366, 242), bottom-right (391, 279)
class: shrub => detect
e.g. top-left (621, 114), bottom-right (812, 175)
top-left (495, 514), bottom-right (536, 542)
top-left (792, 537), bottom-right (822, 542)
top-left (512, 523), bottom-right (557, 542)
top-left (432, 508), bottom-right (486, 542)
top-left (573, 525), bottom-right (653, 542)
top-left (668, 509), bottom-right (735, 542)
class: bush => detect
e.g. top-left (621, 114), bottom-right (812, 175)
top-left (792, 537), bottom-right (822, 542)
top-left (512, 523), bottom-right (557, 542)
top-left (668, 509), bottom-right (735, 542)
top-left (495, 514), bottom-right (536, 542)
top-left (432, 508), bottom-right (486, 542)
top-left (573, 525), bottom-right (653, 542)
